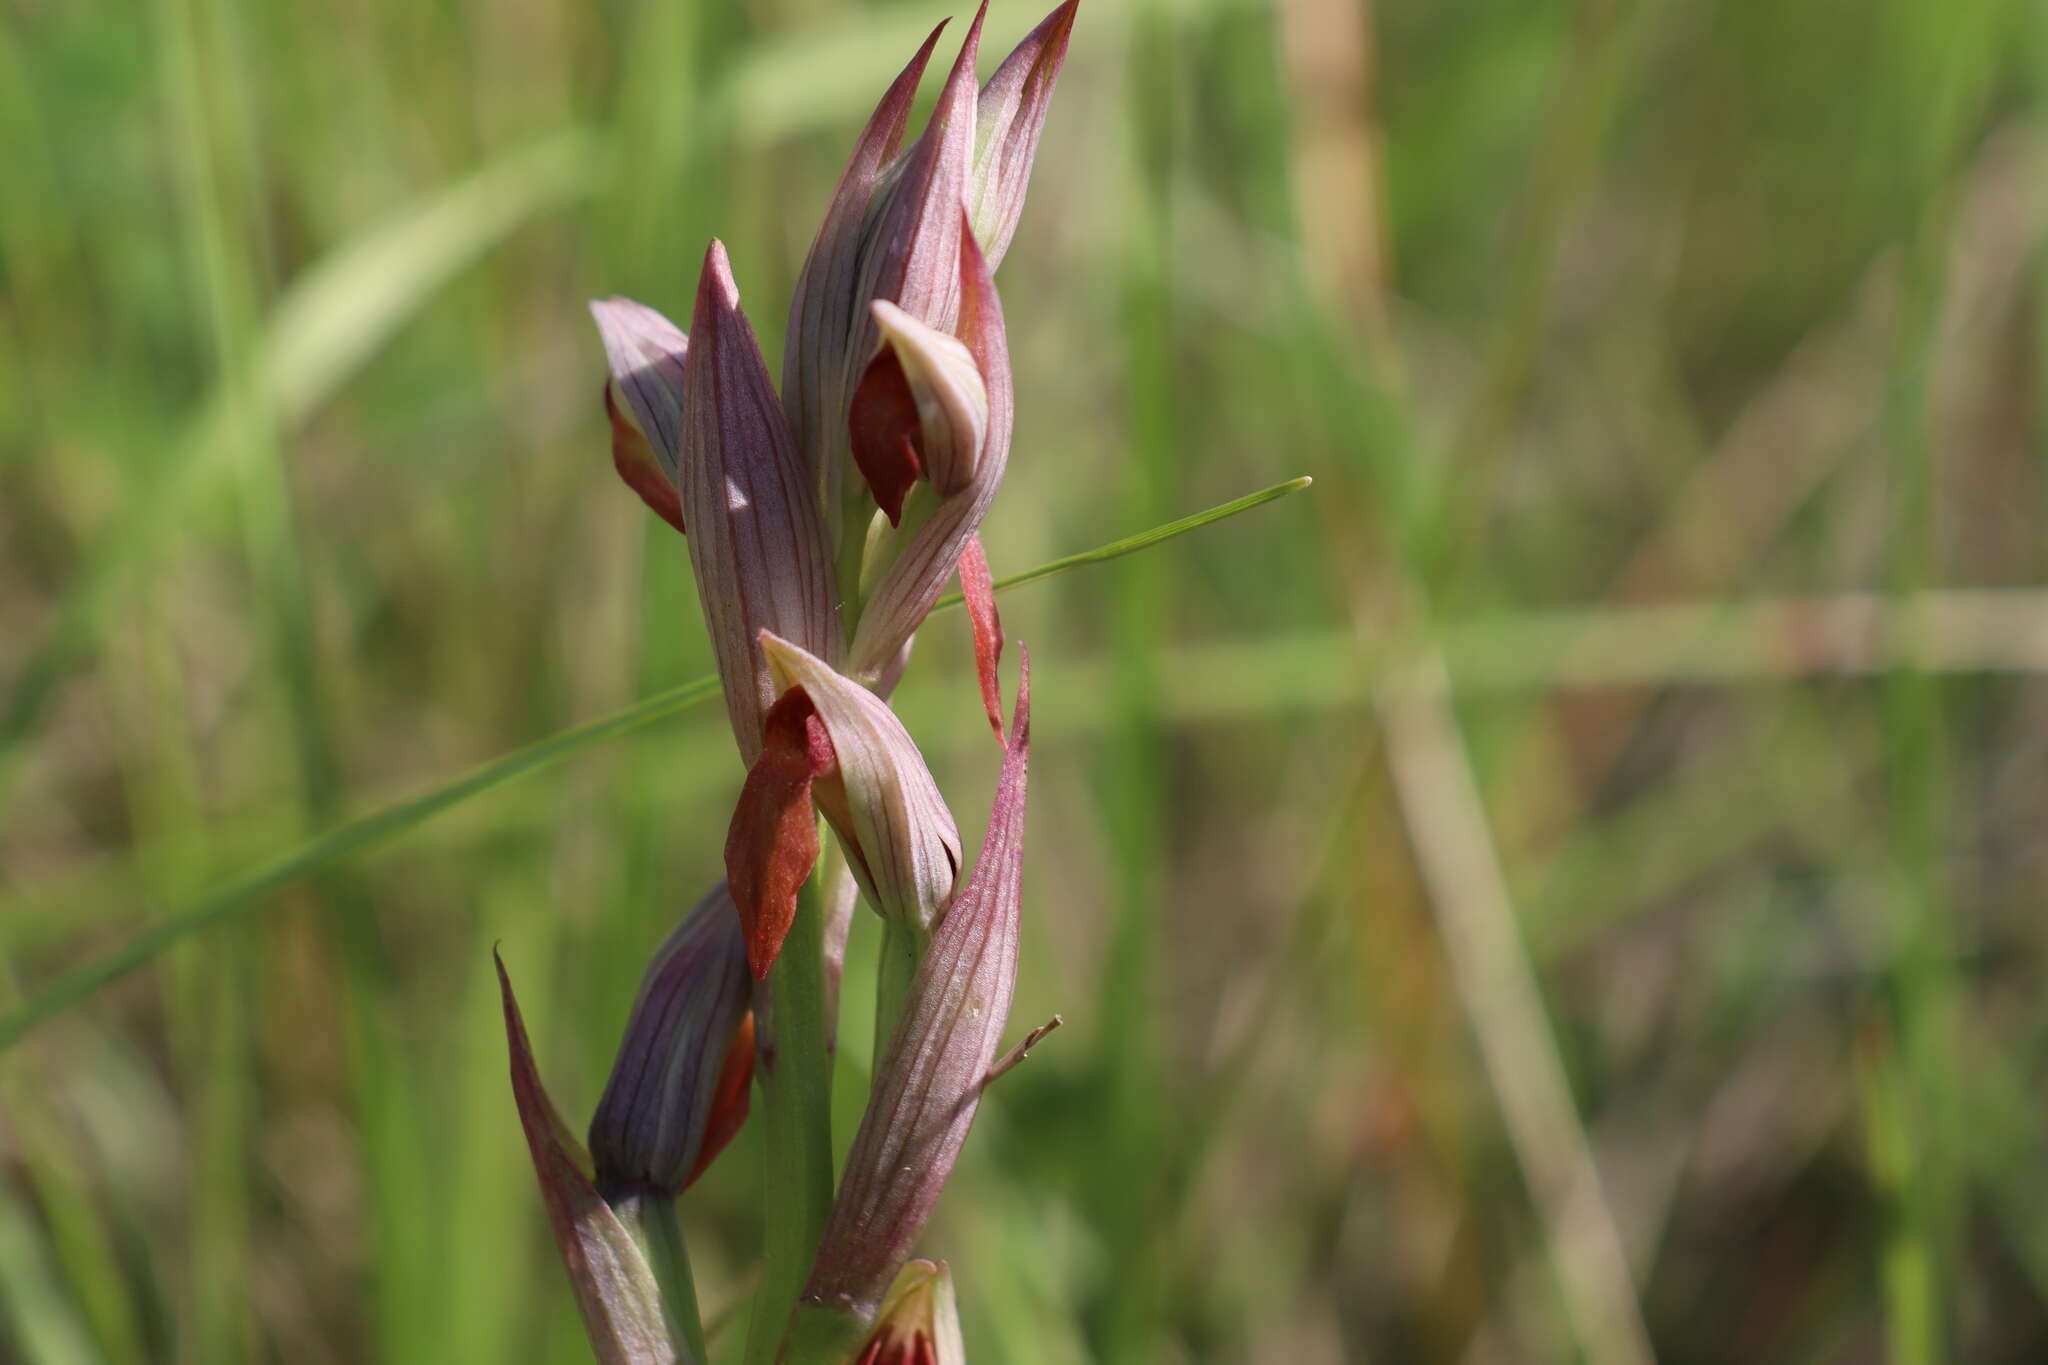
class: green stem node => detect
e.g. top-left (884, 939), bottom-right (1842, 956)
top-left (871, 917), bottom-right (923, 1068)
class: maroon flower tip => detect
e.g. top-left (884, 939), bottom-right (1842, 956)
top-left (849, 348), bottom-right (926, 526)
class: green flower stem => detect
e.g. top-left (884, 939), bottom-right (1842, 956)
top-left (871, 917), bottom-right (922, 1070)
top-left (612, 1187), bottom-right (709, 1364)
top-left (779, 1302), bottom-right (869, 1364)
top-left (745, 864), bottom-right (836, 1365)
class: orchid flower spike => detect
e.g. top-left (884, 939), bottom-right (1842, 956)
top-left (587, 885), bottom-right (756, 1198)
top-left (679, 243), bottom-right (843, 763)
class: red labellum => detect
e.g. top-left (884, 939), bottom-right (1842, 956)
top-left (725, 687), bottom-right (839, 978)
top-left (849, 348), bottom-right (925, 526)
top-left (604, 383), bottom-right (686, 534)
top-left (496, 953), bottom-right (676, 1359)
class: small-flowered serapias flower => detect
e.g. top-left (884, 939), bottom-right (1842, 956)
top-left (853, 1260), bottom-right (966, 1365)
top-left (798, 654), bottom-right (1030, 1329)
top-left (722, 631), bottom-right (961, 979)
top-left (587, 884), bottom-right (756, 1196)
top-left (845, 217), bottom-right (1014, 704)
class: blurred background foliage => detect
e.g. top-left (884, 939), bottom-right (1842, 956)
top-left (3, 0), bottom-right (2047, 1360)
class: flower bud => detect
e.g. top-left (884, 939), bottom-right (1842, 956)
top-left (588, 885), bottom-right (755, 1195)
top-left (590, 297), bottom-right (689, 534)
top-left (800, 652), bottom-right (1030, 1324)
top-left (855, 1260), bottom-right (966, 1365)
top-left (678, 241), bottom-right (842, 765)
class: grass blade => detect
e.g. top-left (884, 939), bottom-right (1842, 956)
top-left (0, 678), bottom-right (719, 1053)
top-left (931, 476), bottom-right (1312, 610)
top-left (0, 477), bottom-right (1312, 1052)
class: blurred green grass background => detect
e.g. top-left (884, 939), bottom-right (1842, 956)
top-left (4, 0), bottom-right (2047, 1360)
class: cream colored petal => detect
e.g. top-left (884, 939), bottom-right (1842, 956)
top-left (759, 632), bottom-right (960, 933)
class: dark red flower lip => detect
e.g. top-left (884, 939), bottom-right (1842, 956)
top-left (725, 686), bottom-right (838, 980)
